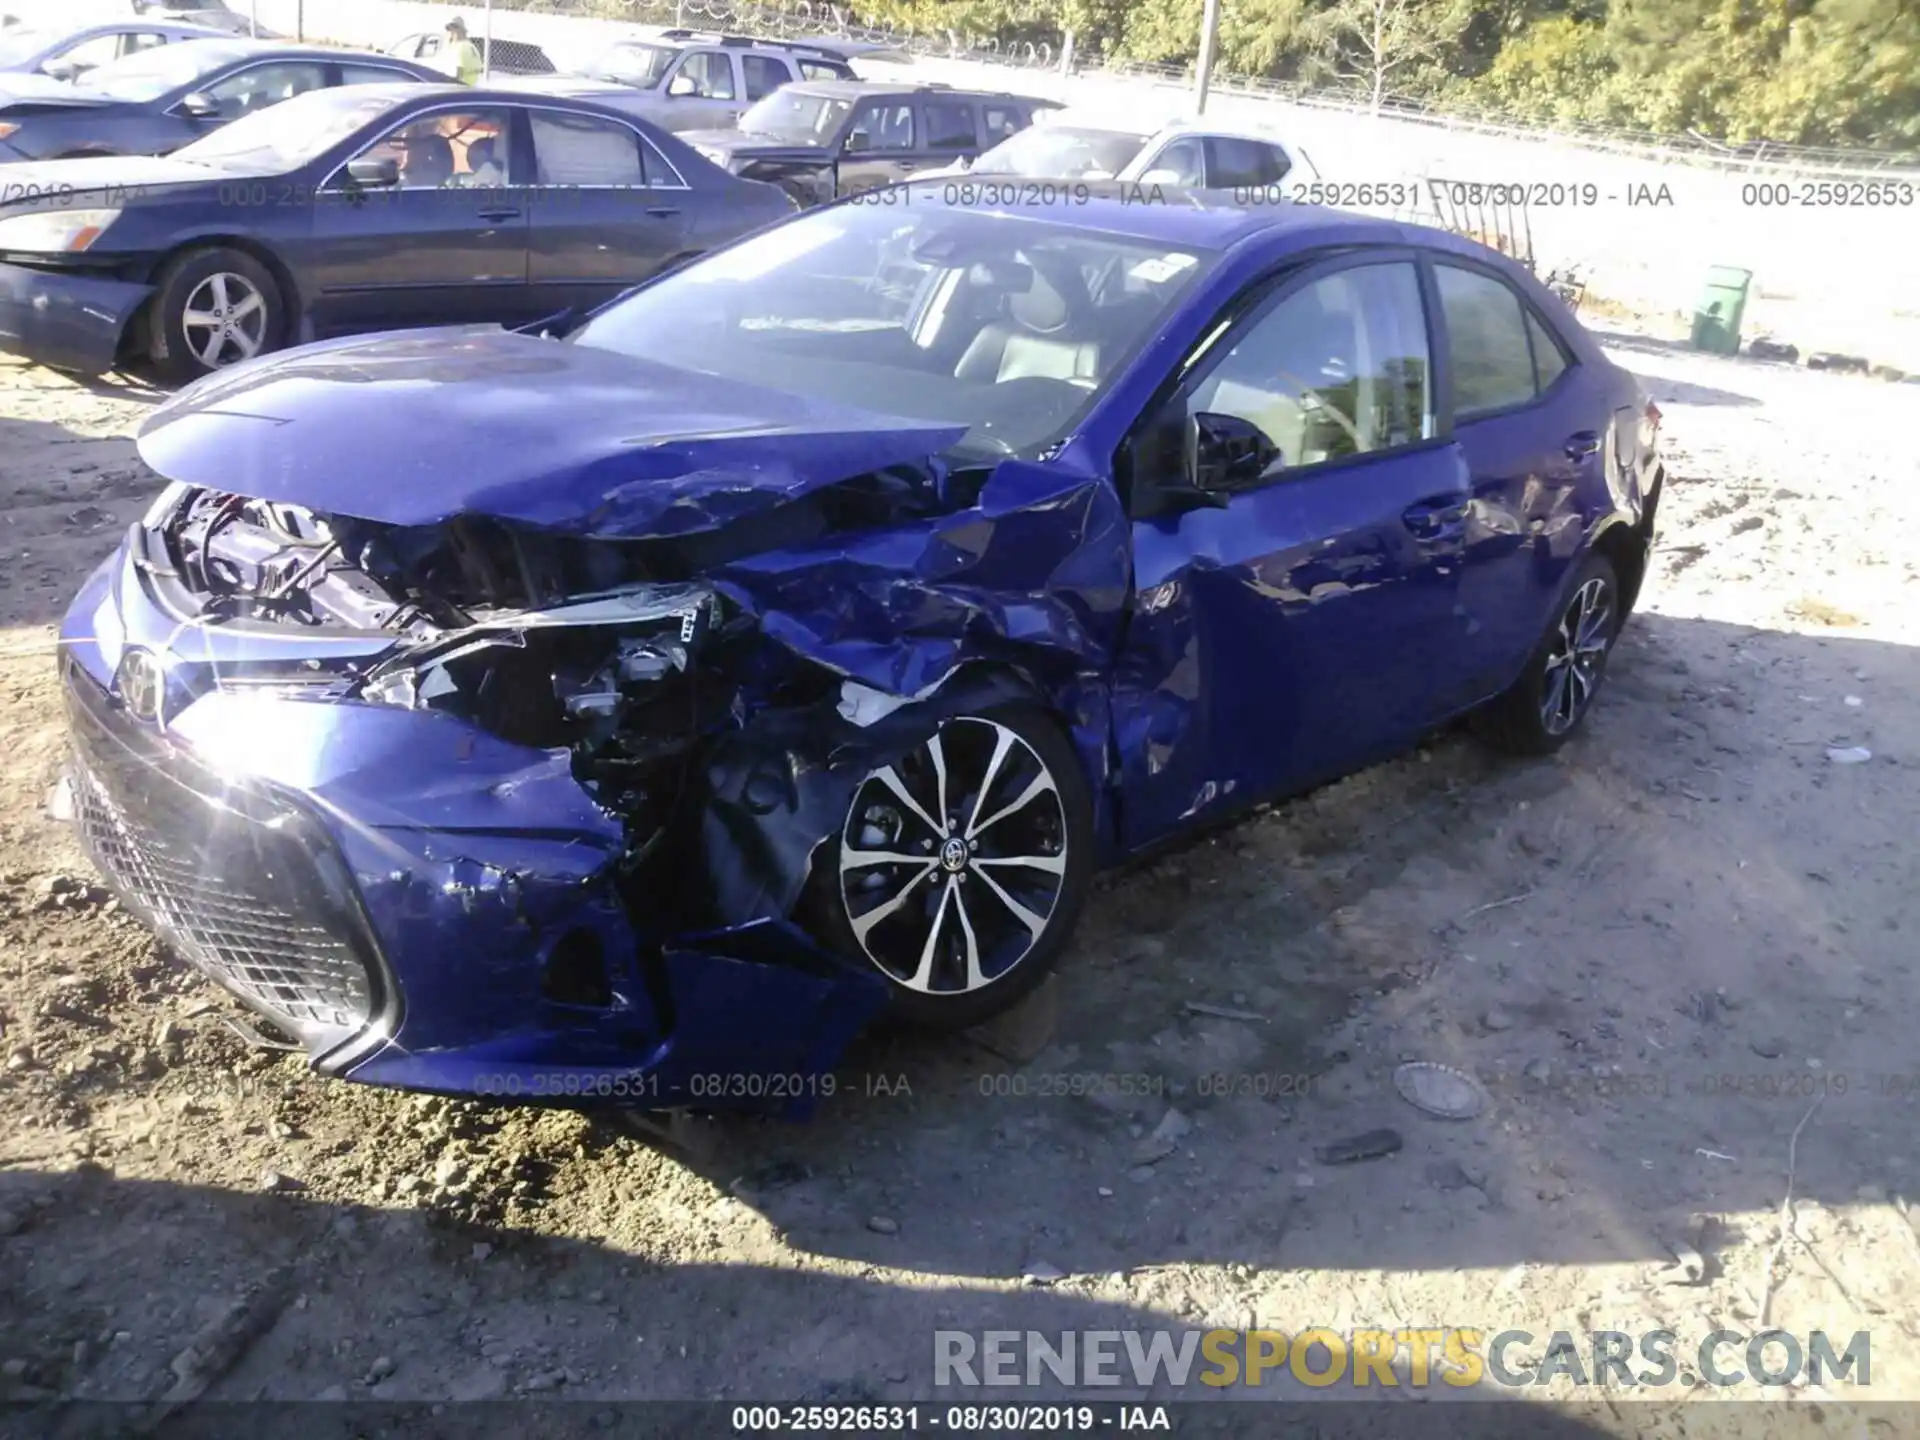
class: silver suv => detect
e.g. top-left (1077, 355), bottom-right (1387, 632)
top-left (557, 28), bottom-right (859, 133)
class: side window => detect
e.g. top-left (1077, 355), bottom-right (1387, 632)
top-left (199, 62), bottom-right (329, 120)
top-left (981, 104), bottom-right (1022, 141)
top-left (341, 63), bottom-right (433, 85)
top-left (1144, 136), bottom-right (1204, 186)
top-left (921, 100), bottom-right (977, 151)
top-left (847, 101), bottom-right (914, 152)
top-left (1527, 309), bottom-right (1569, 391)
top-left (798, 59), bottom-right (850, 80)
top-left (1186, 262), bottom-right (1432, 480)
top-left (673, 50), bottom-right (734, 100)
top-left (353, 109), bottom-right (514, 189)
top-left (51, 33), bottom-right (123, 72)
top-left (1204, 135), bottom-right (1286, 188)
top-left (1435, 263), bottom-right (1540, 416)
top-left (741, 54), bottom-right (787, 101)
top-left (414, 35), bottom-right (442, 58)
top-left (528, 109), bottom-right (648, 186)
top-left (121, 32), bottom-right (169, 57)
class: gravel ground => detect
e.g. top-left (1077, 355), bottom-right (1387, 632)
top-left (2, 326), bottom-right (1918, 1431)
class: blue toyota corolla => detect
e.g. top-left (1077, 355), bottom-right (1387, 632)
top-left (56, 184), bottom-right (1663, 1114)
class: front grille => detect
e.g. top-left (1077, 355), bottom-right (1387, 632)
top-left (63, 659), bottom-right (385, 1045)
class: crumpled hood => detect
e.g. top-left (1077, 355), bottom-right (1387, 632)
top-left (135, 327), bottom-right (967, 538)
top-left (0, 155), bottom-right (216, 205)
top-left (682, 128), bottom-right (831, 165)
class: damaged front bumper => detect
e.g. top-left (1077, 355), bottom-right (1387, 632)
top-left (0, 260), bottom-right (149, 373)
top-left (56, 552), bottom-right (888, 1117)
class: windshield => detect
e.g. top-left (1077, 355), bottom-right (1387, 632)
top-left (973, 124), bottom-right (1150, 179)
top-left (571, 202), bottom-right (1212, 460)
top-left (738, 89), bottom-right (851, 143)
top-left (588, 41), bottom-right (675, 87)
top-left (170, 88), bottom-right (404, 170)
top-left (76, 40), bottom-right (242, 101)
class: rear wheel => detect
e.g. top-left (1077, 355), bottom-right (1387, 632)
top-left (818, 707), bottom-right (1093, 1029)
top-left (147, 247), bottom-right (285, 384)
top-left (1475, 553), bottom-right (1621, 756)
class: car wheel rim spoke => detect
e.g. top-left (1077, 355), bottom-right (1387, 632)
top-left (1540, 578), bottom-right (1612, 734)
top-left (841, 717), bottom-right (1067, 996)
top-left (182, 273), bottom-right (265, 370)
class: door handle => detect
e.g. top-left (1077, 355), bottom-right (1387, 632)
top-left (1564, 430), bottom-right (1601, 460)
top-left (1402, 496), bottom-right (1471, 538)
top-left (477, 207), bottom-right (520, 222)
top-left (645, 206), bottom-right (681, 218)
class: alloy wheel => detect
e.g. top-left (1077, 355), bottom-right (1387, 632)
top-left (180, 271), bottom-right (268, 369)
top-left (1539, 575), bottom-right (1615, 735)
top-left (837, 717), bottom-right (1069, 996)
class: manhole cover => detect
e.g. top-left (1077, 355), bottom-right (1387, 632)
top-left (1393, 1062), bottom-right (1486, 1120)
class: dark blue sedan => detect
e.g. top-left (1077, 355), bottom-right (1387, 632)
top-left (0, 83), bottom-right (795, 381)
top-left (0, 37), bottom-right (439, 162)
top-left (56, 185), bottom-right (1664, 1114)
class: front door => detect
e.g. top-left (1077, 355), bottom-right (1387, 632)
top-left (523, 106), bottom-right (689, 318)
top-left (1113, 254), bottom-right (1475, 848)
top-left (305, 105), bottom-right (530, 336)
top-left (659, 48), bottom-right (743, 131)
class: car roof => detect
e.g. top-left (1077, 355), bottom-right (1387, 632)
top-left (889, 177), bottom-right (1507, 261)
top-left (168, 37), bottom-right (397, 63)
top-left (782, 79), bottom-right (1052, 103)
top-left (1031, 111), bottom-right (1289, 147)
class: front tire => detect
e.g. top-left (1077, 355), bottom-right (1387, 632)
top-left (817, 706), bottom-right (1093, 1029)
top-left (147, 247), bottom-right (285, 385)
top-left (1475, 553), bottom-right (1622, 756)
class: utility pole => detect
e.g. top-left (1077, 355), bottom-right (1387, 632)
top-left (483, 0), bottom-right (495, 80)
top-left (1194, 0), bottom-right (1222, 114)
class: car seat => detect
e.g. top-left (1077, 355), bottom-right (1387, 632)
top-left (404, 134), bottom-right (455, 187)
top-left (953, 252), bottom-right (1101, 386)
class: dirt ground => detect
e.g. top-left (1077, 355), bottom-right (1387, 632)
top-left (2, 328), bottom-right (1919, 1432)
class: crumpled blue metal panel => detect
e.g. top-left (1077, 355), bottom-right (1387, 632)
top-left (711, 457), bottom-right (1133, 697)
top-left (133, 326), bottom-right (968, 538)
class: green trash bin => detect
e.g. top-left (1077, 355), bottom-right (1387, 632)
top-left (1691, 265), bottom-right (1753, 355)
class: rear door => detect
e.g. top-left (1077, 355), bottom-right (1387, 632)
top-left (305, 103), bottom-right (530, 335)
top-left (524, 104), bottom-right (689, 317)
top-left (740, 52), bottom-right (792, 105)
top-left (1427, 256), bottom-right (1612, 703)
top-left (918, 96), bottom-right (982, 166)
top-left (1202, 135), bottom-right (1292, 191)
top-left (1113, 253), bottom-right (1473, 844)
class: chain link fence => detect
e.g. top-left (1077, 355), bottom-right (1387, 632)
top-left (483, 0), bottom-right (1917, 176)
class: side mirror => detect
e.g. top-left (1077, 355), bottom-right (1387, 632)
top-left (1185, 411), bottom-right (1278, 493)
top-left (666, 73), bottom-right (696, 97)
top-left (845, 128), bottom-right (871, 152)
top-left (1138, 167), bottom-right (1183, 186)
top-left (346, 156), bottom-right (400, 188)
top-left (40, 59), bottom-right (80, 81)
top-left (177, 91), bottom-right (221, 119)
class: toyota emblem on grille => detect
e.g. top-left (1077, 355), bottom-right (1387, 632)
top-left (114, 647), bottom-right (166, 725)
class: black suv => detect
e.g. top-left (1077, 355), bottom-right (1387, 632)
top-left (682, 80), bottom-right (1059, 205)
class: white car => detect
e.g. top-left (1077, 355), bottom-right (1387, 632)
top-left (924, 114), bottom-right (1315, 192)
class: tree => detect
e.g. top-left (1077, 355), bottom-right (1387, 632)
top-left (1304, 0), bottom-right (1473, 109)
